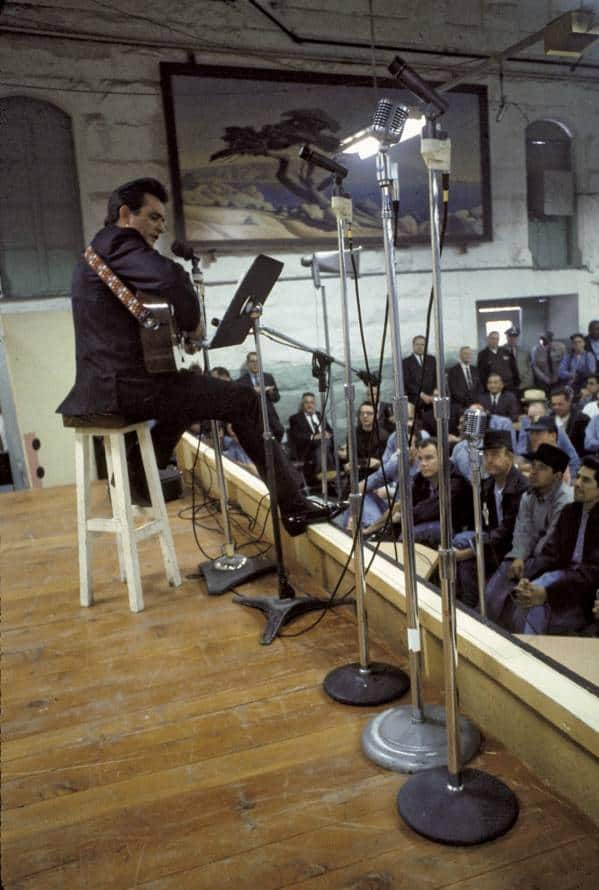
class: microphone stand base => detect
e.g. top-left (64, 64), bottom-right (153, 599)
top-left (362, 703), bottom-right (480, 773)
top-left (199, 555), bottom-right (277, 596)
top-left (232, 592), bottom-right (352, 646)
top-left (398, 766), bottom-right (519, 846)
top-left (324, 662), bottom-right (410, 706)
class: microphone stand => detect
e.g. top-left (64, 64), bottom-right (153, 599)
top-left (397, 119), bottom-right (518, 845)
top-left (192, 255), bottom-right (277, 595)
top-left (362, 133), bottom-right (479, 773)
top-left (322, 176), bottom-right (409, 706)
top-left (232, 301), bottom-right (349, 645)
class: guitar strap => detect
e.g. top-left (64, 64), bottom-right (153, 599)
top-left (83, 246), bottom-right (159, 331)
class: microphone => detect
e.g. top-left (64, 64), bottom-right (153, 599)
top-left (388, 56), bottom-right (449, 116)
top-left (464, 407), bottom-right (488, 443)
top-left (370, 98), bottom-right (410, 146)
top-left (171, 240), bottom-right (199, 262)
top-left (298, 145), bottom-right (348, 180)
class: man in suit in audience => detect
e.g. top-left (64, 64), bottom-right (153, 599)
top-left (508, 456), bottom-right (599, 634)
top-left (550, 387), bottom-right (589, 456)
top-left (237, 351), bottom-right (284, 441)
top-left (448, 346), bottom-right (480, 411)
top-left (480, 372), bottom-right (520, 422)
top-left (403, 335), bottom-right (436, 411)
top-left (478, 330), bottom-right (519, 390)
top-left (453, 430), bottom-right (528, 608)
top-left (287, 392), bottom-right (334, 485)
top-left (505, 327), bottom-right (533, 394)
top-left (485, 443), bottom-right (573, 629)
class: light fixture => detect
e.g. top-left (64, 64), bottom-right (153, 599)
top-left (340, 103), bottom-right (425, 160)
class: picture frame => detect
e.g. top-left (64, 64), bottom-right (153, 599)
top-left (160, 62), bottom-right (492, 252)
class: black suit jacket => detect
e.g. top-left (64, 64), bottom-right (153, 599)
top-left (237, 371), bottom-right (283, 440)
top-left (480, 391), bottom-right (520, 422)
top-left (402, 354), bottom-right (436, 405)
top-left (561, 409), bottom-right (590, 456)
top-left (447, 363), bottom-right (480, 408)
top-left (412, 468), bottom-right (473, 531)
top-left (481, 466), bottom-right (528, 569)
top-left (288, 411), bottom-right (332, 458)
top-left (477, 346), bottom-right (519, 389)
top-left (535, 501), bottom-right (599, 622)
top-left (57, 225), bottom-right (198, 416)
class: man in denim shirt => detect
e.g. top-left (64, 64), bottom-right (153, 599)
top-left (485, 443), bottom-right (572, 629)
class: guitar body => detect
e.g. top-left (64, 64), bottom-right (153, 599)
top-left (138, 295), bottom-right (180, 374)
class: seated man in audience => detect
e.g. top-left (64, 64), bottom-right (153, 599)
top-left (339, 401), bottom-right (388, 483)
top-left (452, 430), bottom-right (528, 608)
top-left (580, 374), bottom-right (599, 418)
top-left (584, 411), bottom-right (599, 455)
top-left (480, 372), bottom-right (520, 422)
top-left (450, 403), bottom-right (516, 482)
top-left (550, 386), bottom-right (589, 456)
top-left (287, 392), bottom-right (334, 486)
top-left (366, 378), bottom-right (395, 435)
top-left (447, 346), bottom-right (480, 412)
top-left (509, 456), bottom-right (599, 634)
top-left (485, 443), bottom-right (573, 629)
top-left (517, 414), bottom-right (580, 482)
top-left (385, 437), bottom-right (473, 548)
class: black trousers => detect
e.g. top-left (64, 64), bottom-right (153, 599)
top-left (116, 370), bottom-right (302, 502)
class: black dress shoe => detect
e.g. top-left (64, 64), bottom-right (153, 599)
top-left (279, 495), bottom-right (336, 537)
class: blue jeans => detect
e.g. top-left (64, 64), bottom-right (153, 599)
top-left (452, 530), bottom-right (483, 608)
top-left (412, 521), bottom-right (441, 548)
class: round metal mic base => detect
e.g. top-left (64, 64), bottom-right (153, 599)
top-left (323, 662), bottom-right (410, 706)
top-left (362, 703), bottom-right (481, 773)
top-left (398, 767), bottom-right (519, 846)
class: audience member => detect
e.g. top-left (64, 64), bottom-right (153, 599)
top-left (447, 346), bottom-right (480, 411)
top-left (505, 326), bottom-right (533, 393)
top-left (477, 331), bottom-right (518, 389)
top-left (584, 412), bottom-right (599, 455)
top-left (453, 429), bottom-right (528, 608)
top-left (558, 333), bottom-right (596, 398)
top-left (403, 335), bottom-right (436, 410)
top-left (237, 351), bottom-right (284, 441)
top-left (450, 404), bottom-right (516, 482)
top-left (531, 331), bottom-right (565, 394)
top-left (339, 401), bottom-right (388, 482)
top-left (485, 443), bottom-right (573, 628)
top-left (287, 392), bottom-right (334, 485)
top-left (580, 374), bottom-right (599, 418)
top-left (367, 380), bottom-right (395, 434)
top-left (517, 414), bottom-right (579, 482)
top-left (480, 372), bottom-right (520, 422)
top-left (584, 319), bottom-right (599, 372)
top-left (507, 457), bottom-right (599, 634)
top-left (550, 386), bottom-right (589, 456)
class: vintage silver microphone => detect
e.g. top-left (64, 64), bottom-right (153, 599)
top-left (464, 407), bottom-right (488, 615)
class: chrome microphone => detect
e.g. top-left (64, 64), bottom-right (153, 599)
top-left (464, 407), bottom-right (488, 443)
top-left (370, 98), bottom-right (410, 146)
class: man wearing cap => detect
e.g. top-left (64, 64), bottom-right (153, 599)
top-left (485, 443), bottom-right (573, 629)
top-left (450, 402), bottom-right (516, 483)
top-left (477, 331), bottom-right (519, 391)
top-left (505, 327), bottom-right (533, 395)
top-left (453, 430), bottom-right (528, 608)
top-left (511, 456), bottom-right (599, 634)
top-left (517, 414), bottom-right (580, 482)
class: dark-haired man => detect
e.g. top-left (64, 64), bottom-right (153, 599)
top-left (585, 320), bottom-right (599, 373)
top-left (238, 351), bottom-right (284, 441)
top-left (550, 387), bottom-right (589, 456)
top-left (287, 392), bottom-right (334, 485)
top-left (480, 372), bottom-right (520, 422)
top-left (58, 177), bottom-right (331, 536)
top-left (511, 456), bottom-right (599, 634)
top-left (485, 443), bottom-right (573, 628)
top-left (452, 430), bottom-right (528, 608)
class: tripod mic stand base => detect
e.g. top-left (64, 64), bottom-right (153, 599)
top-left (233, 593), bottom-right (352, 646)
top-left (323, 662), bottom-right (410, 706)
top-left (398, 766), bottom-right (519, 846)
top-left (362, 703), bottom-right (481, 773)
top-left (199, 555), bottom-right (276, 596)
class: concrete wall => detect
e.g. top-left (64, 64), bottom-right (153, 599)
top-left (1, 1), bottom-right (598, 482)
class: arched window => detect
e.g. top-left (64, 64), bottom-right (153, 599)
top-left (0, 96), bottom-right (83, 299)
top-left (526, 119), bottom-right (578, 269)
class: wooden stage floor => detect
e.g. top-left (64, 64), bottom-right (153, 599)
top-left (2, 484), bottom-right (598, 889)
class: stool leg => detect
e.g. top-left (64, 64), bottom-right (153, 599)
top-left (110, 432), bottom-right (144, 612)
top-left (75, 432), bottom-right (93, 607)
top-left (104, 438), bottom-right (127, 583)
top-left (138, 425), bottom-right (182, 588)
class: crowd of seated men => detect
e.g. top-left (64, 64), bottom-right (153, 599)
top-left (195, 322), bottom-right (599, 638)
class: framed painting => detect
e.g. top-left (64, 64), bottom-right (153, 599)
top-left (160, 63), bottom-right (491, 251)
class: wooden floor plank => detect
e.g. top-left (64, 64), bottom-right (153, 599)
top-left (2, 484), bottom-right (598, 890)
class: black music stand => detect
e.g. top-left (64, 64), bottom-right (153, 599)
top-left (209, 255), bottom-right (346, 645)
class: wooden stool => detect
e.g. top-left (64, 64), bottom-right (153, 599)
top-left (64, 415), bottom-right (182, 612)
